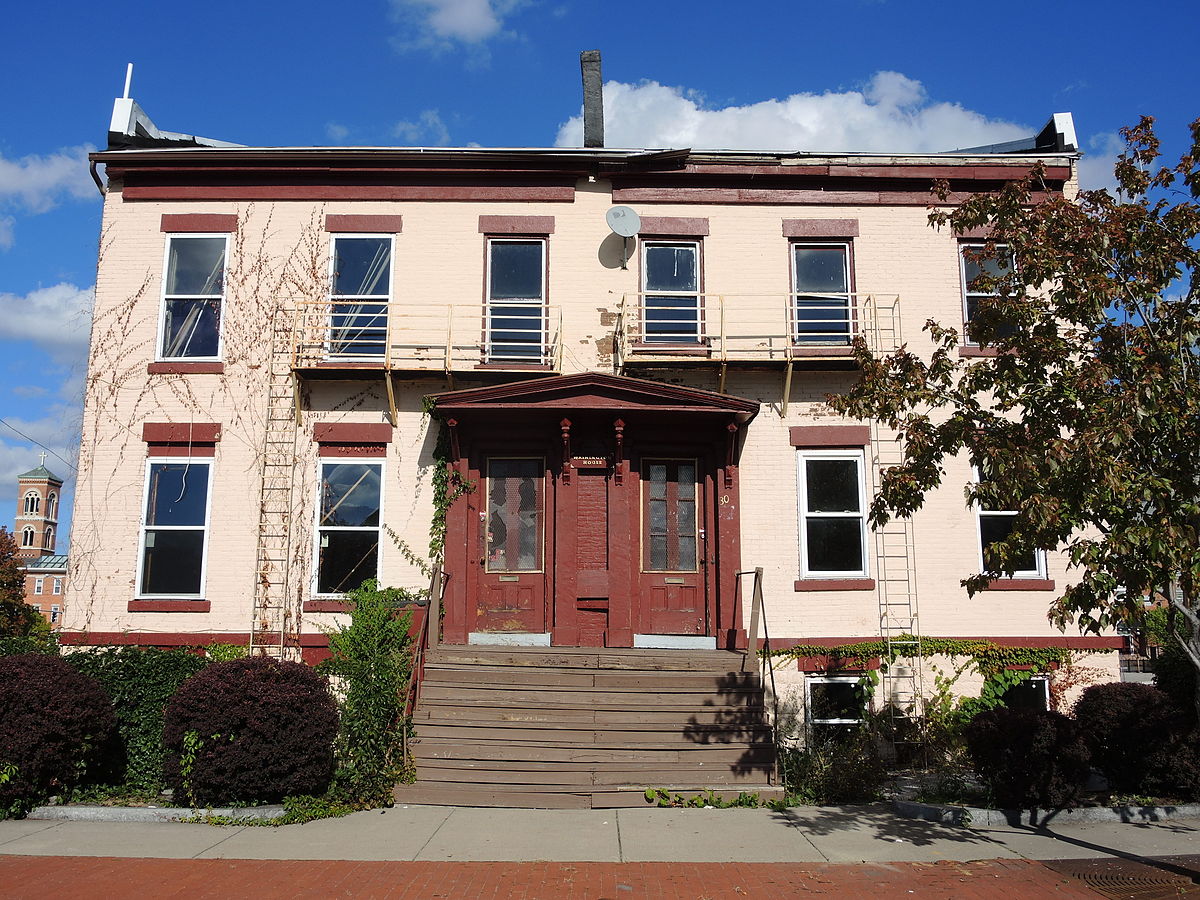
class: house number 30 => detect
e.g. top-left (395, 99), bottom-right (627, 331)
top-left (719, 494), bottom-right (730, 505)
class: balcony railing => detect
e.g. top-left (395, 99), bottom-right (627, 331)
top-left (291, 301), bottom-right (564, 373)
top-left (614, 292), bottom-right (901, 369)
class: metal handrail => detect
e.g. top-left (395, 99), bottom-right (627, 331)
top-left (401, 564), bottom-right (444, 770)
top-left (738, 566), bottom-right (779, 785)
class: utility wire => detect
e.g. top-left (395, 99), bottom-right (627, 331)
top-left (0, 418), bottom-right (78, 472)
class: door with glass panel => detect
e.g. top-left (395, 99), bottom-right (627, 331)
top-left (329, 236), bottom-right (392, 358)
top-left (642, 241), bottom-right (701, 343)
top-left (475, 457), bottom-right (548, 633)
top-left (486, 239), bottom-right (547, 363)
top-left (792, 243), bottom-right (852, 345)
top-left (639, 458), bottom-right (707, 634)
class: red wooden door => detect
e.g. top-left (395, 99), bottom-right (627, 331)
top-left (638, 458), bottom-right (707, 635)
top-left (474, 457), bottom-right (548, 633)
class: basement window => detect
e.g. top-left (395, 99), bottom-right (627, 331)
top-left (159, 236), bottom-right (226, 360)
top-left (806, 675), bottom-right (868, 735)
top-left (1000, 675), bottom-right (1050, 712)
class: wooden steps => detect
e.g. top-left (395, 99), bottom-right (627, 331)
top-left (394, 645), bottom-right (781, 809)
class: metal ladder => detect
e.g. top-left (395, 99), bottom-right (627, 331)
top-left (870, 422), bottom-right (923, 722)
top-left (248, 307), bottom-right (301, 659)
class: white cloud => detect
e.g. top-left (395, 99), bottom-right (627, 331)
top-left (1078, 132), bottom-right (1123, 192)
top-left (393, 110), bottom-right (451, 146)
top-left (0, 283), bottom-right (93, 367)
top-left (555, 71), bottom-right (1031, 153)
top-left (11, 385), bottom-right (49, 398)
top-left (0, 216), bottom-right (13, 250)
top-left (390, 0), bottom-right (522, 49)
top-left (325, 123), bottom-right (350, 142)
top-left (0, 146), bottom-right (96, 214)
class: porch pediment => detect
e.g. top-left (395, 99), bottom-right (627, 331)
top-left (429, 372), bottom-right (758, 422)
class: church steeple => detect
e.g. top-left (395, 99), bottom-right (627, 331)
top-left (15, 454), bottom-right (63, 559)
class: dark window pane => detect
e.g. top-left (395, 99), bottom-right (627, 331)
top-left (645, 244), bottom-right (697, 292)
top-left (643, 460), bottom-right (698, 571)
top-left (333, 238), bottom-right (391, 296)
top-left (320, 464), bottom-right (381, 527)
top-left (805, 460), bottom-right (860, 513)
top-left (490, 242), bottom-right (543, 300)
top-left (793, 246), bottom-right (848, 293)
top-left (810, 681), bottom-right (864, 722)
top-left (330, 301), bottom-right (388, 356)
top-left (488, 304), bottom-right (544, 358)
top-left (806, 518), bottom-right (863, 572)
top-left (962, 246), bottom-right (1011, 292)
top-left (146, 464), bottom-right (209, 527)
top-left (979, 513), bottom-right (1038, 572)
top-left (141, 530), bottom-right (205, 594)
top-left (318, 530), bottom-right (379, 594)
top-left (166, 238), bottom-right (225, 295)
top-left (644, 295), bottom-right (700, 342)
top-left (1000, 678), bottom-right (1048, 712)
top-left (162, 298), bottom-right (221, 358)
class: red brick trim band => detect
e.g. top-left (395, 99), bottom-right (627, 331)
top-left (789, 425), bottom-right (871, 448)
top-left (147, 444), bottom-right (216, 457)
top-left (984, 578), bottom-right (1057, 591)
top-left (957, 226), bottom-right (993, 239)
top-left (958, 345), bottom-right (1000, 358)
top-left (325, 215), bottom-right (404, 233)
top-left (783, 218), bottom-right (860, 238)
top-left (131, 186), bottom-right (576, 202)
top-left (160, 214), bottom-right (237, 233)
top-left (147, 362), bottom-right (225, 375)
top-left (795, 656), bottom-right (881, 673)
top-left (127, 600), bottom-right (212, 612)
top-left (639, 216), bottom-right (710, 236)
top-left (312, 423), bottom-right (393, 444)
top-left (764, 634), bottom-right (1122, 651)
top-left (478, 215), bottom-right (555, 234)
top-left (59, 632), bottom-right (327, 647)
top-left (794, 578), bottom-right (875, 592)
top-left (304, 600), bottom-right (351, 613)
top-left (142, 423), bottom-right (222, 444)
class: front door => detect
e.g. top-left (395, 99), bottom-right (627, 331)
top-left (473, 457), bottom-right (548, 634)
top-left (638, 458), bottom-right (707, 635)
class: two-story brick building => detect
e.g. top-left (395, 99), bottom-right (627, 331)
top-left (62, 86), bottom-right (1121, 806)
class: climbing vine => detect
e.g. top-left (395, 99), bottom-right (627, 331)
top-left (421, 398), bottom-right (475, 563)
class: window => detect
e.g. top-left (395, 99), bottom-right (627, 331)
top-left (34, 577), bottom-right (43, 595)
top-left (797, 450), bottom-right (868, 577)
top-left (316, 461), bottom-right (382, 594)
top-left (137, 460), bottom-right (211, 597)
top-left (642, 241), bottom-right (701, 343)
top-left (21, 527), bottom-right (34, 547)
top-left (23, 491), bottom-right (40, 515)
top-left (975, 466), bottom-right (1045, 578)
top-left (52, 577), bottom-right (62, 595)
top-left (50, 605), bottom-right (60, 624)
top-left (329, 235), bottom-right (392, 357)
top-left (959, 242), bottom-right (1016, 344)
top-left (792, 243), bottom-right (852, 345)
top-left (999, 675), bottom-right (1049, 712)
top-left (486, 458), bottom-right (544, 572)
top-left (642, 459), bottom-right (698, 572)
top-left (46, 492), bottom-right (57, 520)
top-left (806, 675), bottom-right (867, 727)
top-left (486, 239), bottom-right (547, 362)
top-left (43, 526), bottom-right (54, 548)
top-left (160, 235), bottom-right (227, 359)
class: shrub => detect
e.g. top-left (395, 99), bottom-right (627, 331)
top-left (965, 707), bottom-right (1090, 810)
top-left (163, 657), bottom-right (338, 806)
top-left (65, 647), bottom-right (210, 792)
top-left (1074, 682), bottom-right (1180, 794)
top-left (0, 654), bottom-right (117, 817)
top-left (318, 580), bottom-right (416, 805)
top-left (778, 727), bottom-right (888, 805)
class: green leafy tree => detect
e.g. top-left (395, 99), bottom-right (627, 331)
top-left (0, 528), bottom-right (41, 639)
top-left (830, 117), bottom-right (1200, 715)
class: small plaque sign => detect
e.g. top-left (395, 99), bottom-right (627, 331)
top-left (572, 456), bottom-right (609, 468)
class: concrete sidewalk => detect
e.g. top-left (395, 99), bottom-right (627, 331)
top-left (1, 804), bottom-right (1197, 864)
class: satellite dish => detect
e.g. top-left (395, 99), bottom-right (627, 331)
top-left (606, 206), bottom-right (641, 238)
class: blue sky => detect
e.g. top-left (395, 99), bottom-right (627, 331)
top-left (2, 0), bottom-right (1197, 546)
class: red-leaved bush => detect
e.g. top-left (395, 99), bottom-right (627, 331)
top-left (163, 657), bottom-right (338, 806)
top-left (965, 707), bottom-right (1091, 810)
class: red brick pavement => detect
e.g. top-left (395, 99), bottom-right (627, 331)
top-left (0, 857), bottom-right (1103, 899)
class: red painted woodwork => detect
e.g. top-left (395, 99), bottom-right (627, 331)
top-left (782, 218), bottom-right (860, 238)
top-left (789, 425), bottom-right (871, 448)
top-left (984, 578), bottom-right (1057, 591)
top-left (160, 214), bottom-right (237, 233)
top-left (124, 185), bottom-right (576, 202)
top-left (477, 215), bottom-right (556, 234)
top-left (127, 600), bottom-right (211, 612)
top-left (639, 216), bottom-right (710, 236)
top-left (142, 422), bottom-right (222, 444)
top-left (147, 362), bottom-right (225, 374)
top-left (639, 458), bottom-right (706, 636)
top-left (324, 215), bottom-right (403, 233)
top-left (313, 423), bottom-right (393, 444)
top-left (794, 578), bottom-right (876, 591)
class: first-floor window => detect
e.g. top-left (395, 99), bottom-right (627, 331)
top-left (806, 675), bottom-right (867, 729)
top-left (138, 459), bottom-right (211, 597)
top-left (975, 467), bottom-right (1045, 578)
top-left (316, 461), bottom-right (382, 594)
top-left (797, 450), bottom-right (868, 577)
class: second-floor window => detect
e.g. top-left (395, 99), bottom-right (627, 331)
top-left (160, 235), bottom-right (226, 359)
top-left (792, 243), bottom-right (852, 345)
top-left (642, 241), bottom-right (701, 343)
top-left (797, 450), bottom-right (869, 578)
top-left (486, 239), bottom-right (546, 362)
top-left (138, 460), bottom-right (211, 597)
top-left (960, 242), bottom-right (1017, 344)
top-left (330, 236), bottom-right (392, 358)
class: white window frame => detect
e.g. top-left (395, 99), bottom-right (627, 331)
top-left (959, 241), bottom-right (1013, 345)
top-left (44, 526), bottom-right (54, 548)
top-left (21, 526), bottom-right (34, 547)
top-left (34, 577), bottom-right (44, 595)
top-left (157, 234), bottom-right (229, 362)
top-left (46, 492), bottom-right (57, 521)
top-left (797, 449), bottom-right (870, 579)
top-left (313, 458), bottom-right (385, 597)
top-left (23, 490), bottom-right (40, 515)
top-left (640, 239), bottom-right (702, 344)
top-left (806, 674), bottom-right (867, 726)
top-left (327, 234), bottom-right (394, 360)
top-left (973, 466), bottom-right (1046, 579)
top-left (791, 241), bottom-right (853, 345)
top-left (52, 577), bottom-right (62, 595)
top-left (485, 237), bottom-right (548, 363)
top-left (135, 457), bottom-right (213, 599)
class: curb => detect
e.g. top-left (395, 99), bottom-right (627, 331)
top-left (27, 805), bottom-right (287, 824)
top-left (894, 799), bottom-right (1200, 828)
